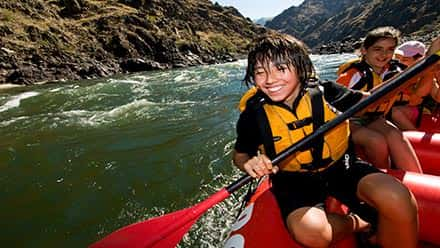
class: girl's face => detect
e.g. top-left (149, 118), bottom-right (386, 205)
top-left (362, 38), bottom-right (397, 73)
top-left (395, 54), bottom-right (417, 67)
top-left (253, 61), bottom-right (301, 106)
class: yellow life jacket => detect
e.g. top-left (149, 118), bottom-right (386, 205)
top-left (239, 86), bottom-right (258, 112)
top-left (239, 87), bottom-right (350, 172)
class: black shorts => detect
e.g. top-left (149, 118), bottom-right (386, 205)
top-left (270, 153), bottom-right (382, 227)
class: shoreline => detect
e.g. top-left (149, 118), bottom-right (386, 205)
top-left (0, 84), bottom-right (23, 91)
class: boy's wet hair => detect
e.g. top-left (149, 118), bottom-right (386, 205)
top-left (244, 33), bottom-right (315, 87)
top-left (363, 26), bottom-right (401, 49)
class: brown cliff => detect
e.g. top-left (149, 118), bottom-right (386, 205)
top-left (0, 0), bottom-right (267, 85)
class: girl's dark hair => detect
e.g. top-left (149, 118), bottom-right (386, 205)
top-left (363, 26), bottom-right (401, 49)
top-left (413, 53), bottom-right (423, 60)
top-left (243, 33), bottom-right (315, 87)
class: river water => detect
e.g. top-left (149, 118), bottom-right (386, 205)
top-left (0, 54), bottom-right (356, 247)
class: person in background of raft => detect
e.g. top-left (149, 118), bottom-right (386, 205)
top-left (233, 33), bottom-right (418, 248)
top-left (336, 26), bottom-right (422, 172)
top-left (392, 37), bottom-right (440, 130)
top-left (394, 40), bottom-right (426, 67)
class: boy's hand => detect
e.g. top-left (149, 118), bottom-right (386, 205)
top-left (243, 154), bottom-right (279, 178)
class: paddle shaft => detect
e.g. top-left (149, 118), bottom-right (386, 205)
top-left (227, 50), bottom-right (440, 194)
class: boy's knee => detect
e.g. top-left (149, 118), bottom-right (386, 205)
top-left (362, 133), bottom-right (388, 151)
top-left (384, 185), bottom-right (417, 221)
top-left (368, 135), bottom-right (387, 149)
top-left (290, 228), bottom-right (332, 248)
top-left (287, 211), bottom-right (332, 248)
top-left (384, 128), bottom-right (404, 142)
top-left (366, 177), bottom-right (417, 221)
top-left (391, 108), bottom-right (403, 119)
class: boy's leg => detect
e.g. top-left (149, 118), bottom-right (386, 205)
top-left (357, 173), bottom-right (418, 248)
top-left (327, 157), bottom-right (418, 248)
top-left (286, 205), bottom-right (364, 247)
top-left (391, 106), bottom-right (417, 130)
top-left (368, 118), bottom-right (422, 172)
top-left (272, 171), bottom-right (364, 248)
top-left (350, 122), bottom-right (390, 169)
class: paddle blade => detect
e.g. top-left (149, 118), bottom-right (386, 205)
top-left (90, 188), bottom-right (230, 248)
top-left (89, 208), bottom-right (193, 248)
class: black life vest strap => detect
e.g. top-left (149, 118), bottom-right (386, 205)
top-left (250, 95), bottom-right (276, 158)
top-left (300, 86), bottom-right (325, 171)
top-left (393, 100), bottom-right (410, 106)
top-left (415, 96), bottom-right (429, 128)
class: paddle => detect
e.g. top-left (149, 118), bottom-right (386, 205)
top-left (90, 50), bottom-right (440, 248)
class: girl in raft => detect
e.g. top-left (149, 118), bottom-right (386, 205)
top-left (392, 37), bottom-right (440, 130)
top-left (336, 26), bottom-right (422, 172)
top-left (233, 33), bottom-right (418, 248)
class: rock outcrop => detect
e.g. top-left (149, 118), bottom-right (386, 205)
top-left (0, 0), bottom-right (267, 85)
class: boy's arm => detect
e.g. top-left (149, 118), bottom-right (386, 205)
top-left (320, 80), bottom-right (365, 112)
top-left (233, 109), bottom-right (278, 177)
top-left (233, 150), bottom-right (251, 172)
top-left (233, 110), bottom-right (259, 172)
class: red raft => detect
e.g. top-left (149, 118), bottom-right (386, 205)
top-left (225, 128), bottom-right (440, 248)
top-left (224, 171), bottom-right (440, 248)
top-left (406, 131), bottom-right (440, 176)
top-left (417, 113), bottom-right (440, 133)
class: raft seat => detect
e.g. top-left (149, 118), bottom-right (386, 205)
top-left (226, 179), bottom-right (358, 248)
top-left (226, 174), bottom-right (440, 248)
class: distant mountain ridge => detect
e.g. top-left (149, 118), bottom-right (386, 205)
top-left (266, 0), bottom-right (440, 49)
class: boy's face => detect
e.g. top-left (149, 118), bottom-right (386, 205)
top-left (253, 60), bottom-right (300, 105)
top-left (362, 38), bottom-right (397, 72)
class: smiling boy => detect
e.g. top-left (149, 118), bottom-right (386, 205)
top-left (233, 33), bottom-right (418, 248)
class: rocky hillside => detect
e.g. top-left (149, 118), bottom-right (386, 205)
top-left (0, 0), bottom-right (267, 85)
top-left (266, 0), bottom-right (357, 40)
top-left (266, 0), bottom-right (440, 52)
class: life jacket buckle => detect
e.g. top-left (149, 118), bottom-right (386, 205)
top-left (287, 117), bottom-right (313, 130)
